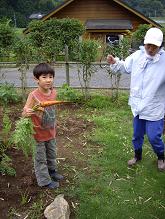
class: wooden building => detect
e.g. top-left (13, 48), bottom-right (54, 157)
top-left (26, 0), bottom-right (161, 44)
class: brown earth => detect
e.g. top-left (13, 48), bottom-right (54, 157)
top-left (0, 103), bottom-right (93, 219)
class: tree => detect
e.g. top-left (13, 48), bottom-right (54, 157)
top-left (28, 18), bottom-right (85, 62)
top-left (13, 37), bottom-right (33, 99)
top-left (0, 0), bottom-right (64, 27)
top-left (131, 24), bottom-right (151, 49)
top-left (0, 19), bottom-right (16, 56)
top-left (101, 34), bottom-right (132, 101)
top-left (77, 40), bottom-right (100, 100)
top-left (123, 0), bottom-right (164, 17)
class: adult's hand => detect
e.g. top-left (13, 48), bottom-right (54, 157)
top-left (107, 54), bottom-right (116, 64)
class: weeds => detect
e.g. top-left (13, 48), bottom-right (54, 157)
top-left (0, 154), bottom-right (16, 176)
top-left (20, 189), bottom-right (30, 206)
top-left (28, 199), bottom-right (44, 219)
top-left (8, 207), bottom-right (20, 219)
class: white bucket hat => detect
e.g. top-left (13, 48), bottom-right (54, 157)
top-left (144, 28), bottom-right (163, 47)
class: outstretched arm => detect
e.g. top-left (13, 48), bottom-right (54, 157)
top-left (107, 53), bottom-right (133, 74)
top-left (107, 55), bottom-right (116, 64)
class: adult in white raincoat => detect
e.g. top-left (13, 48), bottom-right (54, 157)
top-left (107, 27), bottom-right (165, 170)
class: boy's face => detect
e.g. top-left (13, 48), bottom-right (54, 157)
top-left (35, 73), bottom-right (54, 92)
top-left (144, 44), bottom-right (160, 56)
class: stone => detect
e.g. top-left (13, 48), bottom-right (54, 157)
top-left (44, 194), bottom-right (70, 219)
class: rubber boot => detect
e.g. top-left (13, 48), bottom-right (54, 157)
top-left (128, 149), bottom-right (142, 166)
top-left (157, 153), bottom-right (165, 171)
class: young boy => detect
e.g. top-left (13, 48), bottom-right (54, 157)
top-left (107, 27), bottom-right (165, 171)
top-left (22, 63), bottom-right (64, 189)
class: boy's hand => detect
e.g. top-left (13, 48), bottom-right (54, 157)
top-left (22, 108), bottom-right (35, 117)
top-left (107, 55), bottom-right (116, 64)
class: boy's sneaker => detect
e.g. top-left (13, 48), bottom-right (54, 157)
top-left (44, 181), bottom-right (59, 189)
top-left (49, 169), bottom-right (64, 181)
top-left (128, 157), bottom-right (140, 166)
top-left (50, 172), bottom-right (64, 181)
top-left (158, 160), bottom-right (165, 171)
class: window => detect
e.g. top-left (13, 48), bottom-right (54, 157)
top-left (106, 34), bottom-right (119, 45)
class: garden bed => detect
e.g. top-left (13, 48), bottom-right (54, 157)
top-left (0, 103), bottom-right (92, 219)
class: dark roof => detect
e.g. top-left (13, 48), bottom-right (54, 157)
top-left (85, 19), bottom-right (133, 30)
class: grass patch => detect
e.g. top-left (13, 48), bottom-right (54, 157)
top-left (71, 92), bottom-right (165, 219)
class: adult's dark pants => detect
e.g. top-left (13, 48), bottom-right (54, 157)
top-left (132, 115), bottom-right (164, 160)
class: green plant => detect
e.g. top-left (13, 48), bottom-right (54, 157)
top-left (101, 36), bottom-right (131, 102)
top-left (0, 154), bottom-right (16, 176)
top-left (8, 207), bottom-right (19, 219)
top-left (0, 19), bottom-right (16, 56)
top-left (1, 110), bottom-right (12, 146)
top-left (20, 189), bottom-right (30, 205)
top-left (85, 95), bottom-right (113, 109)
top-left (77, 39), bottom-right (100, 100)
top-left (57, 84), bottom-right (82, 102)
top-left (132, 24), bottom-right (151, 49)
top-left (13, 37), bottom-right (33, 100)
top-left (0, 111), bottom-right (15, 176)
top-left (0, 83), bottom-right (22, 106)
top-left (28, 18), bottom-right (85, 62)
top-left (28, 199), bottom-right (44, 219)
top-left (12, 117), bottom-right (36, 158)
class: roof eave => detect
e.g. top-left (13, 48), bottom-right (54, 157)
top-left (86, 27), bottom-right (133, 30)
top-left (41, 0), bottom-right (74, 21)
top-left (86, 29), bottom-right (130, 33)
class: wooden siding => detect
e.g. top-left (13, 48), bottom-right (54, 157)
top-left (51, 0), bottom-right (150, 31)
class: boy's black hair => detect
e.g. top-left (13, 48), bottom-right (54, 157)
top-left (33, 63), bottom-right (55, 79)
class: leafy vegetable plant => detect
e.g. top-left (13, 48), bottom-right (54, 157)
top-left (0, 111), bottom-right (15, 176)
top-left (0, 83), bottom-right (22, 106)
top-left (12, 118), bottom-right (36, 158)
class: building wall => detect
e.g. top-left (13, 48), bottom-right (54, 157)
top-left (52, 0), bottom-right (147, 31)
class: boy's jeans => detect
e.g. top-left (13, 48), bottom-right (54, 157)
top-left (132, 116), bottom-right (164, 158)
top-left (34, 139), bottom-right (57, 186)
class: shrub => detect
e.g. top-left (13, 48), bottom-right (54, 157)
top-left (0, 83), bottom-right (22, 106)
top-left (57, 84), bottom-right (82, 102)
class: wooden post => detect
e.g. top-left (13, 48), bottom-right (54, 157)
top-left (65, 45), bottom-right (70, 86)
top-left (19, 64), bottom-right (27, 102)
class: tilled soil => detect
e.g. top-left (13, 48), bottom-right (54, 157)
top-left (0, 103), bottom-right (93, 219)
